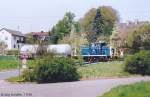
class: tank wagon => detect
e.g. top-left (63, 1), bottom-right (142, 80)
top-left (20, 44), bottom-right (72, 58)
top-left (20, 43), bottom-right (115, 62)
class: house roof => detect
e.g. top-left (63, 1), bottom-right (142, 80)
top-left (116, 21), bottom-right (149, 40)
top-left (0, 28), bottom-right (25, 37)
top-left (32, 31), bottom-right (49, 36)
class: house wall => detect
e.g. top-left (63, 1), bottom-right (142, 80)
top-left (0, 29), bottom-right (24, 50)
top-left (0, 29), bottom-right (12, 50)
top-left (11, 35), bottom-right (24, 49)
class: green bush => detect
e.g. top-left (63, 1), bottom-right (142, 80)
top-left (6, 50), bottom-right (19, 56)
top-left (22, 70), bottom-right (36, 82)
top-left (125, 50), bottom-right (150, 75)
top-left (23, 56), bottom-right (80, 83)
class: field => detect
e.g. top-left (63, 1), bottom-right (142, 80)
top-left (100, 81), bottom-right (150, 97)
top-left (78, 61), bottom-right (134, 79)
top-left (0, 56), bottom-right (35, 71)
top-left (0, 56), bottom-right (18, 71)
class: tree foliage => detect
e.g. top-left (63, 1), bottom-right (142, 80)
top-left (100, 6), bottom-right (119, 36)
top-left (86, 9), bottom-right (104, 43)
top-left (49, 12), bottom-right (80, 44)
top-left (79, 6), bottom-right (119, 43)
top-left (125, 50), bottom-right (150, 75)
top-left (127, 23), bottom-right (150, 53)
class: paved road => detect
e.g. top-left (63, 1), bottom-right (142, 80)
top-left (0, 77), bottom-right (150, 97)
top-left (0, 70), bottom-right (19, 80)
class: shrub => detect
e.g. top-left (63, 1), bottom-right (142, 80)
top-left (6, 50), bottom-right (19, 56)
top-left (125, 50), bottom-right (150, 75)
top-left (22, 69), bottom-right (36, 82)
top-left (23, 56), bottom-right (80, 83)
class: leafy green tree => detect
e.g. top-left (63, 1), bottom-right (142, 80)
top-left (92, 9), bottom-right (104, 41)
top-left (79, 8), bottom-right (97, 32)
top-left (49, 12), bottom-right (80, 44)
top-left (80, 6), bottom-right (119, 43)
top-left (127, 23), bottom-right (150, 53)
top-left (86, 9), bottom-right (104, 43)
top-left (25, 33), bottom-right (36, 44)
top-left (100, 6), bottom-right (119, 36)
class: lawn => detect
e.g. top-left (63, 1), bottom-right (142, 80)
top-left (100, 81), bottom-right (150, 97)
top-left (0, 56), bottom-right (18, 71)
top-left (78, 61), bottom-right (134, 79)
top-left (0, 56), bottom-right (35, 71)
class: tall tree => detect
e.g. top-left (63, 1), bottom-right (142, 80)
top-left (127, 23), bottom-right (150, 53)
top-left (79, 8), bottom-right (97, 32)
top-left (49, 12), bottom-right (79, 44)
top-left (86, 9), bottom-right (104, 43)
top-left (80, 6), bottom-right (119, 43)
top-left (100, 6), bottom-right (119, 36)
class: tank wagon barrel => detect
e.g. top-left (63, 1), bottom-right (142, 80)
top-left (20, 44), bottom-right (72, 58)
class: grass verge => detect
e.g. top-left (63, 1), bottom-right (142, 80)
top-left (100, 81), bottom-right (150, 97)
top-left (7, 61), bottom-right (138, 82)
top-left (78, 61), bottom-right (138, 80)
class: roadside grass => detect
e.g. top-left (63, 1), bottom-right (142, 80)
top-left (78, 61), bottom-right (137, 79)
top-left (6, 61), bottom-right (139, 82)
top-left (100, 81), bottom-right (150, 97)
top-left (6, 76), bottom-right (25, 83)
top-left (0, 60), bottom-right (18, 71)
top-left (0, 55), bottom-right (36, 71)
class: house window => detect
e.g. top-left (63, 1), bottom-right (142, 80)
top-left (14, 44), bottom-right (16, 48)
top-left (5, 37), bottom-right (8, 40)
top-left (14, 36), bottom-right (16, 40)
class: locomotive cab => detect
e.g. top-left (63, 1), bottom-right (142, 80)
top-left (81, 42), bottom-right (115, 63)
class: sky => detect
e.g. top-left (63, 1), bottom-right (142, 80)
top-left (0, 0), bottom-right (150, 33)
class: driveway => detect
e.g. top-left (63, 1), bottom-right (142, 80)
top-left (0, 76), bottom-right (150, 97)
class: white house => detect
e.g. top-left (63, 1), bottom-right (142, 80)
top-left (0, 28), bottom-right (25, 50)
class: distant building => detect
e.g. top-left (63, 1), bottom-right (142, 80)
top-left (111, 21), bottom-right (149, 48)
top-left (116, 21), bottom-right (149, 40)
top-left (0, 28), bottom-right (25, 50)
top-left (31, 31), bottom-right (49, 40)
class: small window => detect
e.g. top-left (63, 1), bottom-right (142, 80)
top-left (14, 36), bottom-right (16, 40)
top-left (14, 44), bottom-right (16, 48)
top-left (5, 37), bottom-right (8, 40)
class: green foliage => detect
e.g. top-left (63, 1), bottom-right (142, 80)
top-left (49, 12), bottom-right (78, 44)
top-left (100, 81), bottom-right (150, 97)
top-left (100, 6), bottom-right (119, 36)
top-left (6, 50), bottom-right (19, 56)
top-left (80, 8), bottom-right (97, 32)
top-left (125, 50), bottom-right (150, 75)
top-left (22, 70), bottom-right (36, 82)
top-left (78, 61), bottom-right (131, 79)
top-left (127, 24), bottom-right (150, 53)
top-left (0, 58), bottom-right (18, 71)
top-left (25, 33), bottom-right (37, 44)
top-left (0, 55), bottom-right (17, 60)
top-left (23, 56), bottom-right (79, 83)
top-left (80, 6), bottom-right (119, 43)
top-left (88, 8), bottom-right (105, 43)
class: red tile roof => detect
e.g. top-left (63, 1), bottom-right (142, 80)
top-left (32, 31), bottom-right (48, 36)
